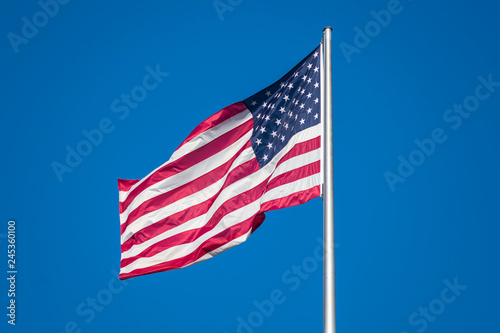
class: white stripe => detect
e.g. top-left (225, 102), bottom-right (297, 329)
top-left (119, 109), bottom-right (252, 203)
top-left (169, 109), bottom-right (252, 168)
top-left (123, 158), bottom-right (321, 274)
top-left (261, 173), bottom-right (321, 204)
top-left (121, 146), bottom-right (256, 250)
top-left (120, 200), bottom-right (262, 274)
top-left (121, 124), bottom-right (322, 247)
top-left (261, 123), bottom-right (321, 172)
top-left (119, 190), bottom-right (128, 203)
top-left (121, 147), bottom-right (260, 258)
top-left (269, 148), bottom-right (320, 182)
top-left (120, 128), bottom-right (253, 225)
top-left (182, 230), bottom-right (253, 268)
top-left (121, 146), bottom-right (255, 244)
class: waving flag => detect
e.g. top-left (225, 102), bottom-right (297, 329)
top-left (118, 45), bottom-right (323, 280)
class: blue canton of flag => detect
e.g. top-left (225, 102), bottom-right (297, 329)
top-left (244, 46), bottom-right (321, 167)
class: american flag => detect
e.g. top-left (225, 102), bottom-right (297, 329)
top-left (118, 45), bottom-right (323, 280)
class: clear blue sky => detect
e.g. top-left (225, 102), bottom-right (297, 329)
top-left (1, 0), bottom-right (499, 332)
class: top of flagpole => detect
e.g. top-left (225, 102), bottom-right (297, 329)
top-left (323, 26), bottom-right (332, 32)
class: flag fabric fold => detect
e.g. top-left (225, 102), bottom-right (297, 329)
top-left (118, 45), bottom-right (323, 280)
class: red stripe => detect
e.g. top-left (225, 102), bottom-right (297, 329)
top-left (266, 161), bottom-right (320, 192)
top-left (261, 185), bottom-right (321, 212)
top-left (120, 157), bottom-right (260, 252)
top-left (118, 179), bottom-right (140, 217)
top-left (177, 101), bottom-right (248, 150)
top-left (119, 212), bottom-right (266, 280)
top-left (120, 117), bottom-right (253, 213)
top-left (277, 136), bottom-right (320, 166)
top-left (121, 175), bottom-right (270, 268)
top-left (118, 179), bottom-right (140, 192)
top-left (120, 140), bottom-right (252, 232)
top-left (121, 136), bottom-right (320, 248)
top-left (119, 128), bottom-right (322, 279)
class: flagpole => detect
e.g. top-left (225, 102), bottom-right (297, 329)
top-left (322, 26), bottom-right (335, 333)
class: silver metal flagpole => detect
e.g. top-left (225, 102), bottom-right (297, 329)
top-left (322, 26), bottom-right (336, 333)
